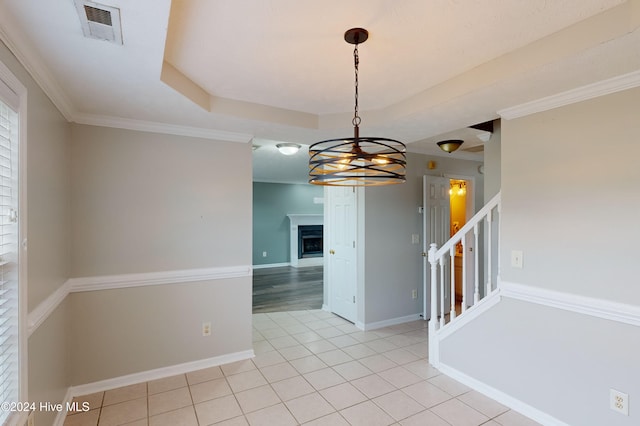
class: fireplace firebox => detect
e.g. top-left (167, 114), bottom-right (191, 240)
top-left (298, 225), bottom-right (323, 258)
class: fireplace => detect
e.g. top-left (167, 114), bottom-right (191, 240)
top-left (287, 214), bottom-right (324, 268)
top-left (298, 225), bottom-right (323, 258)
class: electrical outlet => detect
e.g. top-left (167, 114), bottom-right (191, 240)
top-left (262, 251), bottom-right (267, 257)
top-left (511, 250), bottom-right (523, 268)
top-left (412, 289), bottom-right (418, 299)
top-left (610, 389), bottom-right (628, 415)
top-left (202, 322), bottom-right (211, 337)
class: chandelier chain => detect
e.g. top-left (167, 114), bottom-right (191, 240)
top-left (352, 43), bottom-right (361, 128)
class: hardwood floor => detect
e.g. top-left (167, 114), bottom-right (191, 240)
top-left (252, 265), bottom-right (323, 313)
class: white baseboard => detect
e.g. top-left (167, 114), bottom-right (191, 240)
top-left (437, 362), bottom-right (570, 426)
top-left (252, 262), bottom-right (290, 269)
top-left (69, 349), bottom-right (254, 397)
top-left (291, 257), bottom-right (323, 268)
top-left (52, 349), bottom-right (254, 426)
top-left (53, 388), bottom-right (74, 426)
top-left (359, 313), bottom-right (422, 331)
top-left (321, 304), bottom-right (330, 312)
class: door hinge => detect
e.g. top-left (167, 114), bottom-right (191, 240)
top-left (352, 296), bottom-right (355, 303)
top-left (352, 241), bottom-right (355, 248)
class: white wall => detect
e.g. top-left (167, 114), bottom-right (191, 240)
top-left (68, 124), bottom-right (253, 384)
top-left (440, 86), bottom-right (640, 425)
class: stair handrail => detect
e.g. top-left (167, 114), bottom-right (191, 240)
top-left (432, 191), bottom-right (501, 260)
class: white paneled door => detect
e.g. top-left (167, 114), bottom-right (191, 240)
top-left (326, 186), bottom-right (357, 323)
top-left (422, 176), bottom-right (451, 319)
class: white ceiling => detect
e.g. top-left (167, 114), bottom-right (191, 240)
top-left (1, 0), bottom-right (638, 183)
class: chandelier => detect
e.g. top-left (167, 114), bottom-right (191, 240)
top-left (309, 28), bottom-right (406, 186)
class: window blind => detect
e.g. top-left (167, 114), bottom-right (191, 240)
top-left (0, 97), bottom-right (19, 424)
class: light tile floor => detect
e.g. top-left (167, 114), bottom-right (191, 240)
top-left (64, 310), bottom-right (542, 426)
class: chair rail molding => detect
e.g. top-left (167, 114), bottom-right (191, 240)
top-left (27, 265), bottom-right (252, 336)
top-left (500, 281), bottom-right (640, 327)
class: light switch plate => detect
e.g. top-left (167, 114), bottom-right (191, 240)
top-left (511, 250), bottom-right (523, 268)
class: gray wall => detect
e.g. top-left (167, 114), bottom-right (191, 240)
top-left (441, 87), bottom-right (640, 425)
top-left (362, 152), bottom-right (484, 325)
top-left (69, 125), bottom-right (253, 384)
top-left (70, 125), bottom-right (251, 276)
top-left (1, 39), bottom-right (72, 426)
top-left (500, 88), bottom-right (639, 302)
top-left (253, 182), bottom-right (323, 265)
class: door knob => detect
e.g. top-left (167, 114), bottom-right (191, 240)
top-left (330, 249), bottom-right (335, 255)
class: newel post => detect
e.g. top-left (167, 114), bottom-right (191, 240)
top-left (427, 243), bottom-right (440, 365)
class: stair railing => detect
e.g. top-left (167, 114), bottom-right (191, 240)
top-left (428, 191), bottom-right (501, 357)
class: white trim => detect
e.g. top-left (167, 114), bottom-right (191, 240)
top-left (52, 388), bottom-right (74, 426)
top-left (0, 22), bottom-right (76, 121)
top-left (68, 265), bottom-right (251, 292)
top-left (498, 70), bottom-right (640, 120)
top-left (500, 281), bottom-right (640, 327)
top-left (287, 214), bottom-right (324, 268)
top-left (292, 257), bottom-right (323, 268)
top-left (436, 290), bottom-right (501, 341)
top-left (0, 54), bottom-right (30, 407)
top-left (252, 262), bottom-right (290, 270)
top-left (27, 265), bottom-right (252, 336)
top-left (437, 363), bottom-right (570, 426)
top-left (53, 349), bottom-right (254, 426)
top-left (27, 281), bottom-right (70, 336)
top-left (360, 314), bottom-right (422, 331)
top-left (73, 113), bottom-right (253, 143)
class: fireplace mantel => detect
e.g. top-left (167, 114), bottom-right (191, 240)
top-left (287, 214), bottom-right (323, 267)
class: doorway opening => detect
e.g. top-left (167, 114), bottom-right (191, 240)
top-left (449, 179), bottom-right (467, 304)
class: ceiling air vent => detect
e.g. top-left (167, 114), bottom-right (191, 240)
top-left (74, 0), bottom-right (123, 45)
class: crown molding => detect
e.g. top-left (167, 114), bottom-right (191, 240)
top-left (0, 19), bottom-right (254, 143)
top-left (73, 113), bottom-right (254, 143)
top-left (0, 16), bottom-right (76, 121)
top-left (498, 70), bottom-right (640, 120)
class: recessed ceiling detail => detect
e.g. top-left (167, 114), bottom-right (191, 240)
top-left (0, 0), bottom-right (638, 163)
